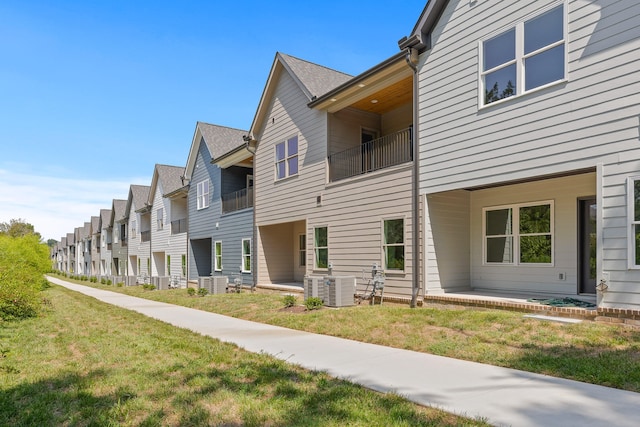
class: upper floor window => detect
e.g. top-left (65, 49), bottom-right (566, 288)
top-left (157, 208), bottom-right (164, 230)
top-left (481, 4), bottom-right (565, 106)
top-left (197, 180), bottom-right (210, 210)
top-left (129, 220), bottom-right (135, 239)
top-left (275, 136), bottom-right (298, 179)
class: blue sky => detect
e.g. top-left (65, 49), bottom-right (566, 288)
top-left (0, 0), bottom-right (425, 240)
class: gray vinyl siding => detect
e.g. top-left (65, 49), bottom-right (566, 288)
top-left (309, 165), bottom-right (414, 298)
top-left (418, 0), bottom-right (640, 193)
top-left (419, 0), bottom-right (640, 308)
top-left (187, 139), bottom-right (254, 284)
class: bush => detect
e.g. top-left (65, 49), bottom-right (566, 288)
top-left (0, 234), bottom-right (50, 320)
top-left (116, 282), bottom-right (124, 288)
top-left (304, 297), bottom-right (323, 311)
top-left (106, 279), bottom-right (112, 286)
top-left (100, 278), bottom-right (106, 284)
top-left (187, 288), bottom-right (196, 296)
top-left (197, 288), bottom-right (208, 297)
top-left (283, 295), bottom-right (297, 308)
top-left (142, 284), bottom-right (156, 291)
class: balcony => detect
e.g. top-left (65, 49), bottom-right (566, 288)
top-left (328, 127), bottom-right (412, 182)
top-left (171, 218), bottom-right (187, 235)
top-left (121, 238), bottom-right (128, 247)
top-left (141, 230), bottom-right (151, 242)
top-left (222, 187), bottom-right (254, 214)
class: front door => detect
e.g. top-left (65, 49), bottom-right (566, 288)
top-left (578, 198), bottom-right (597, 294)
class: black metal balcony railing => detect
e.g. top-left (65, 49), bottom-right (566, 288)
top-left (222, 187), bottom-right (254, 214)
top-left (328, 127), bottom-right (413, 182)
top-left (171, 218), bottom-right (187, 234)
top-left (140, 230), bottom-right (151, 242)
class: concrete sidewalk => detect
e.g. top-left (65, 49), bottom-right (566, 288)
top-left (47, 276), bottom-right (640, 427)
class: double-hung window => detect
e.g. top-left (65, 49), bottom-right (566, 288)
top-left (197, 180), bottom-right (210, 210)
top-left (628, 178), bottom-right (640, 268)
top-left (157, 208), bottom-right (164, 230)
top-left (214, 241), bottom-right (222, 271)
top-left (299, 234), bottom-right (306, 267)
top-left (130, 220), bottom-right (136, 239)
top-left (242, 238), bottom-right (251, 273)
top-left (484, 202), bottom-right (553, 265)
top-left (275, 136), bottom-right (299, 179)
top-left (481, 4), bottom-right (565, 105)
top-left (314, 227), bottom-right (328, 269)
top-left (383, 219), bottom-right (405, 271)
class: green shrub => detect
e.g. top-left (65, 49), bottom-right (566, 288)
top-left (100, 278), bottom-right (106, 284)
top-left (116, 282), bottom-right (124, 288)
top-left (197, 288), bottom-right (208, 297)
top-left (187, 288), bottom-right (196, 296)
top-left (106, 279), bottom-right (112, 286)
top-left (304, 297), bottom-right (323, 311)
top-left (283, 295), bottom-right (297, 308)
top-left (142, 284), bottom-right (156, 291)
top-left (0, 234), bottom-right (50, 320)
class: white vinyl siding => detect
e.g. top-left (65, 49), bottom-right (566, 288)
top-left (197, 180), bottom-right (210, 210)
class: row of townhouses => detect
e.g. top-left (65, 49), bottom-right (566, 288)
top-left (52, 0), bottom-right (640, 310)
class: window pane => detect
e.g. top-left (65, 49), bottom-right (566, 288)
top-left (634, 181), bottom-right (640, 221)
top-left (315, 248), bottom-right (328, 269)
top-left (299, 234), bottom-right (306, 250)
top-left (315, 227), bottom-right (327, 247)
top-left (275, 142), bottom-right (285, 161)
top-left (525, 5), bottom-right (563, 54)
top-left (203, 180), bottom-right (208, 193)
top-left (520, 235), bottom-right (552, 263)
top-left (525, 44), bottom-right (564, 91)
top-left (288, 156), bottom-right (298, 175)
top-left (484, 64), bottom-right (516, 104)
top-left (385, 246), bottom-right (405, 270)
top-left (484, 28), bottom-right (515, 70)
top-left (384, 219), bottom-right (404, 244)
top-left (486, 236), bottom-right (513, 263)
top-left (635, 225), bottom-right (640, 265)
top-left (486, 209), bottom-right (512, 236)
top-left (243, 239), bottom-right (251, 255)
top-left (519, 205), bottom-right (551, 234)
top-left (287, 136), bottom-right (298, 156)
top-left (276, 161), bottom-right (286, 179)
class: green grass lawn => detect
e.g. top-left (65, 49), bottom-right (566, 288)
top-left (0, 285), bottom-right (489, 426)
top-left (49, 276), bottom-right (640, 393)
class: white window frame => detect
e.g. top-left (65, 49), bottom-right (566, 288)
top-left (157, 207), bottom-right (164, 230)
top-left (299, 234), bottom-right (306, 267)
top-left (130, 220), bottom-right (136, 239)
top-left (241, 238), bottom-right (252, 273)
top-left (275, 135), bottom-right (299, 180)
top-left (197, 180), bottom-right (210, 210)
top-left (627, 177), bottom-right (640, 269)
top-left (382, 217), bottom-right (405, 272)
top-left (314, 226), bottom-right (328, 270)
top-left (483, 200), bottom-right (554, 266)
top-left (214, 240), bottom-right (223, 272)
top-left (479, 2), bottom-right (566, 108)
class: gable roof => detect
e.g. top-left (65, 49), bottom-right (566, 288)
top-left (147, 164), bottom-right (185, 203)
top-left (99, 209), bottom-right (111, 230)
top-left (184, 122), bottom-right (247, 180)
top-left (67, 232), bottom-right (75, 245)
top-left (248, 52), bottom-right (352, 139)
top-left (126, 184), bottom-right (151, 217)
top-left (90, 216), bottom-right (100, 236)
top-left (110, 199), bottom-right (127, 226)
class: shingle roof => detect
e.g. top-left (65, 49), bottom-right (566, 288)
top-left (279, 53), bottom-right (353, 100)
top-left (67, 232), bottom-right (75, 245)
top-left (112, 199), bottom-right (127, 223)
top-left (130, 185), bottom-right (151, 212)
top-left (155, 164), bottom-right (185, 196)
top-left (99, 209), bottom-right (111, 229)
top-left (197, 122), bottom-right (247, 160)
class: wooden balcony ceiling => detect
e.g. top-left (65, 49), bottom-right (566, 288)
top-left (350, 76), bottom-right (412, 114)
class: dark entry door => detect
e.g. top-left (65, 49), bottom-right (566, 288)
top-left (579, 198), bottom-right (597, 294)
